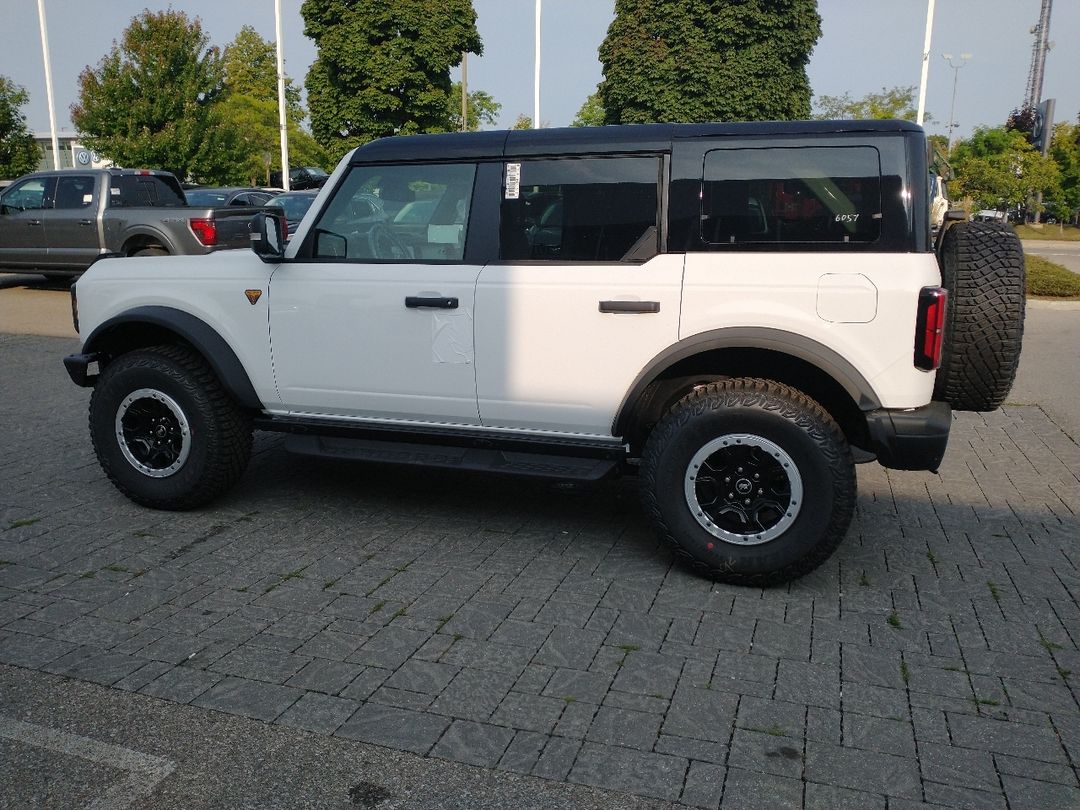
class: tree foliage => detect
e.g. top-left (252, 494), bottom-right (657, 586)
top-left (0, 76), bottom-right (41, 178)
top-left (302, 0), bottom-right (482, 153)
top-left (223, 25), bottom-right (302, 114)
top-left (215, 27), bottom-right (330, 184)
top-left (814, 86), bottom-right (924, 122)
top-left (598, 0), bottom-right (820, 125)
top-left (446, 83), bottom-right (500, 132)
top-left (571, 91), bottom-right (605, 128)
top-left (950, 127), bottom-right (1061, 214)
top-left (71, 10), bottom-right (227, 181)
top-left (1049, 121), bottom-right (1080, 220)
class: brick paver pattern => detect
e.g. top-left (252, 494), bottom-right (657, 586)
top-left (2, 333), bottom-right (1080, 808)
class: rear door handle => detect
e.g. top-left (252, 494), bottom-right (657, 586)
top-left (598, 300), bottom-right (660, 314)
top-left (27, 220), bottom-right (42, 226)
top-left (405, 296), bottom-right (459, 309)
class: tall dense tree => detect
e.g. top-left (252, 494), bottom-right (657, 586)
top-left (217, 26), bottom-right (329, 184)
top-left (598, 0), bottom-right (820, 125)
top-left (223, 25), bottom-right (302, 113)
top-left (0, 76), bottom-right (41, 178)
top-left (71, 10), bottom-right (228, 181)
top-left (814, 86), bottom-right (924, 122)
top-left (302, 0), bottom-right (482, 153)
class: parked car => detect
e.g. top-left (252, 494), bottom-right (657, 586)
top-left (64, 120), bottom-right (1026, 584)
top-left (184, 187), bottom-right (278, 207)
top-left (0, 169), bottom-right (265, 277)
top-left (265, 190), bottom-right (318, 237)
top-left (270, 166), bottom-right (329, 191)
top-left (974, 209), bottom-right (1008, 222)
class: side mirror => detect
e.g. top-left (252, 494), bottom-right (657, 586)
top-left (250, 211), bottom-right (286, 261)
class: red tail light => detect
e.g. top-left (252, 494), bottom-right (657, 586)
top-left (914, 287), bottom-right (947, 370)
top-left (189, 218), bottom-right (217, 246)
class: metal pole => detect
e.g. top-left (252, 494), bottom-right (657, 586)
top-left (534, 0), bottom-right (541, 129)
top-left (916, 0), bottom-right (935, 126)
top-left (275, 0), bottom-right (291, 191)
top-left (36, 0), bottom-right (60, 170)
top-left (461, 51), bottom-right (468, 132)
top-left (942, 53), bottom-right (970, 151)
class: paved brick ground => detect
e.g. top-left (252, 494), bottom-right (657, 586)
top-left (2, 331), bottom-right (1080, 808)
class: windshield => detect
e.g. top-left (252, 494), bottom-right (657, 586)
top-left (268, 194), bottom-right (316, 220)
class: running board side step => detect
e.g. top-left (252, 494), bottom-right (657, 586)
top-left (284, 435), bottom-right (620, 481)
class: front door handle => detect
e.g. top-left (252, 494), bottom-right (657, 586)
top-left (27, 220), bottom-right (42, 226)
top-left (405, 296), bottom-right (459, 309)
top-left (78, 219), bottom-right (94, 226)
top-left (599, 300), bottom-right (660, 314)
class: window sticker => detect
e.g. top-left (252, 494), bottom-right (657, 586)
top-left (505, 163), bottom-right (521, 199)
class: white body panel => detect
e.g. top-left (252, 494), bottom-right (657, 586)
top-left (75, 251), bottom-right (278, 402)
top-left (680, 252), bottom-right (942, 409)
top-left (474, 255), bottom-right (683, 436)
top-left (268, 261), bottom-right (482, 424)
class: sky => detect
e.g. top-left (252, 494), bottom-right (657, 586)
top-left (2, 0), bottom-right (1077, 147)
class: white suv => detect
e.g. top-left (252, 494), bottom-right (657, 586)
top-left (64, 120), bottom-right (1025, 585)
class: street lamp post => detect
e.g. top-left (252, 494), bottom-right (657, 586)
top-left (942, 52), bottom-right (972, 151)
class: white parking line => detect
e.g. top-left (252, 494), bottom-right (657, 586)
top-left (0, 716), bottom-right (176, 810)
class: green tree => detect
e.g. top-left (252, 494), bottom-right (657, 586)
top-left (0, 76), bottom-right (41, 178)
top-left (570, 91), bottom-right (605, 127)
top-left (446, 83), bottom-right (500, 131)
top-left (214, 95), bottom-right (330, 185)
top-left (1049, 121), bottom-right (1080, 222)
top-left (813, 85), bottom-right (925, 122)
top-left (598, 0), bottom-right (820, 125)
top-left (302, 0), bottom-right (482, 153)
top-left (215, 26), bottom-right (330, 184)
top-left (223, 25), bottom-right (302, 114)
top-left (71, 10), bottom-right (228, 181)
top-left (950, 127), bottom-right (1061, 213)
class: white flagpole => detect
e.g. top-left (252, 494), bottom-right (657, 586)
top-left (916, 0), bottom-right (935, 126)
top-left (534, 0), bottom-right (541, 128)
top-left (37, 0), bottom-right (60, 169)
top-left (275, 0), bottom-right (291, 190)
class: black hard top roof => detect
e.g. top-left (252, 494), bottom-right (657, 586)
top-left (348, 119), bottom-right (922, 164)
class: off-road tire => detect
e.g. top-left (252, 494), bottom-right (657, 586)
top-left (89, 345), bottom-right (253, 509)
top-left (934, 221), bottom-right (1025, 411)
top-left (641, 379), bottom-right (855, 586)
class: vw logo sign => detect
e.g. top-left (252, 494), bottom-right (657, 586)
top-left (76, 149), bottom-right (92, 165)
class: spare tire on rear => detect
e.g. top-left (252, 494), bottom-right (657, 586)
top-left (933, 221), bottom-right (1025, 412)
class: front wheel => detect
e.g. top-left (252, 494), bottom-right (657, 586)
top-left (641, 379), bottom-right (855, 585)
top-left (89, 345), bottom-right (253, 509)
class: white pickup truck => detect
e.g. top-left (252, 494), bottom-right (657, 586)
top-left (63, 120), bottom-right (1026, 585)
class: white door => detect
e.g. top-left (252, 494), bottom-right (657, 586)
top-left (269, 162), bottom-right (482, 425)
top-left (474, 156), bottom-right (681, 437)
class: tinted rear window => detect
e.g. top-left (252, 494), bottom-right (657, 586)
top-left (110, 175), bottom-right (186, 207)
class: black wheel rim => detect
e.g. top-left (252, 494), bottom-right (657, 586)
top-left (684, 433), bottom-right (802, 545)
top-left (114, 388), bottom-right (191, 478)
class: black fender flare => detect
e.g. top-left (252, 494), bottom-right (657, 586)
top-left (82, 306), bottom-right (261, 409)
top-left (612, 327), bottom-right (882, 436)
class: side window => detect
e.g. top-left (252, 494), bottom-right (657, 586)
top-left (311, 163), bottom-right (476, 261)
top-left (702, 147), bottom-right (881, 245)
top-left (499, 157), bottom-right (660, 262)
top-left (110, 175), bottom-right (187, 208)
top-left (53, 175), bottom-right (96, 210)
top-left (1, 178), bottom-right (52, 214)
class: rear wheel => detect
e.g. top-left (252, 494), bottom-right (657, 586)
top-left (89, 345), bottom-right (252, 509)
top-left (132, 246), bottom-right (168, 257)
top-left (641, 379), bottom-right (855, 585)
